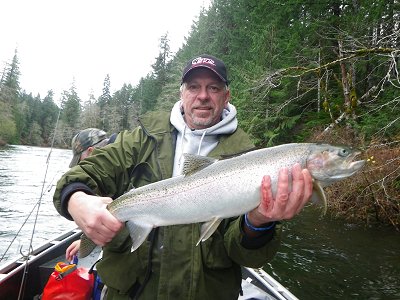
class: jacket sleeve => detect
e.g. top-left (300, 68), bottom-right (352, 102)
top-left (224, 217), bottom-right (282, 268)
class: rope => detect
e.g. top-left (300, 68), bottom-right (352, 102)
top-left (0, 198), bottom-right (42, 262)
top-left (17, 108), bottom-right (61, 300)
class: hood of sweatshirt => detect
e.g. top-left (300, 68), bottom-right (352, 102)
top-left (170, 100), bottom-right (238, 176)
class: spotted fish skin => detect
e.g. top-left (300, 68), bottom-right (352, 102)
top-left (79, 143), bottom-right (365, 258)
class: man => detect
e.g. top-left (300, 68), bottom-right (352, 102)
top-left (53, 54), bottom-right (313, 299)
top-left (66, 128), bottom-right (116, 261)
top-left (68, 128), bottom-right (117, 168)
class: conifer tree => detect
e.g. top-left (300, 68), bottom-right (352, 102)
top-left (60, 81), bottom-right (81, 129)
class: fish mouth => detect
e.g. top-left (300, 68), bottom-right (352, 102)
top-left (345, 151), bottom-right (366, 174)
top-left (321, 150), bottom-right (366, 180)
top-left (348, 159), bottom-right (366, 171)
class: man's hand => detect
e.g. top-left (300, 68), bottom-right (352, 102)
top-left (68, 191), bottom-right (123, 246)
top-left (246, 163), bottom-right (313, 228)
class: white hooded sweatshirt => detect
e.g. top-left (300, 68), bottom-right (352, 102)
top-left (170, 100), bottom-right (238, 176)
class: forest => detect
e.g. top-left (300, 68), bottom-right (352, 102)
top-left (0, 0), bottom-right (399, 228)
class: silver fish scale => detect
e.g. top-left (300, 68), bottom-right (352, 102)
top-left (80, 143), bottom-right (365, 258)
top-left (108, 144), bottom-right (313, 225)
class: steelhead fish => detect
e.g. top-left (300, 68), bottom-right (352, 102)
top-left (79, 143), bottom-right (365, 257)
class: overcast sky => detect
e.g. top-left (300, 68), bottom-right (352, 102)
top-left (0, 0), bottom-right (210, 102)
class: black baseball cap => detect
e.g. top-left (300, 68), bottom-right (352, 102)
top-left (181, 54), bottom-right (229, 85)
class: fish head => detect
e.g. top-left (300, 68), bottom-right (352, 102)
top-left (306, 144), bottom-right (365, 185)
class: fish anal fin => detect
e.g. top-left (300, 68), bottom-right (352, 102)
top-left (196, 217), bottom-right (222, 246)
top-left (182, 154), bottom-right (218, 176)
top-left (79, 234), bottom-right (97, 258)
top-left (312, 181), bottom-right (327, 216)
top-left (126, 220), bottom-right (153, 252)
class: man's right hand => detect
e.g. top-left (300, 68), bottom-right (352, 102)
top-left (68, 191), bottom-right (123, 246)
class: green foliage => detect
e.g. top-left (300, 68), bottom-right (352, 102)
top-left (298, 111), bottom-right (332, 142)
top-left (112, 83), bottom-right (135, 130)
top-left (0, 117), bottom-right (17, 143)
top-left (2, 0), bottom-right (399, 154)
top-left (98, 74), bottom-right (112, 108)
top-left (81, 93), bottom-right (101, 129)
top-left (1, 48), bottom-right (21, 100)
top-left (40, 91), bottom-right (60, 144)
top-left (355, 109), bottom-right (400, 142)
top-left (28, 122), bottom-right (43, 145)
top-left (0, 102), bottom-right (17, 143)
top-left (60, 83), bottom-right (81, 129)
top-left (133, 75), bottom-right (160, 114)
top-left (1, 0), bottom-right (397, 229)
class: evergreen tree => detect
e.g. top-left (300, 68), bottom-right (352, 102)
top-left (60, 81), bottom-right (81, 129)
top-left (139, 33), bottom-right (173, 113)
top-left (152, 33), bottom-right (171, 87)
top-left (112, 83), bottom-right (134, 130)
top-left (98, 74), bottom-right (112, 108)
top-left (81, 91), bottom-right (101, 129)
top-left (0, 49), bottom-right (21, 144)
top-left (1, 48), bottom-right (21, 102)
top-left (98, 74), bottom-right (112, 130)
top-left (40, 91), bottom-right (60, 145)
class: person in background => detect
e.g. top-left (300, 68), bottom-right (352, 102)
top-left (68, 128), bottom-right (117, 168)
top-left (54, 54), bottom-right (313, 300)
top-left (66, 128), bottom-right (117, 261)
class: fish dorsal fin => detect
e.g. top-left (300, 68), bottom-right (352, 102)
top-left (182, 153), bottom-right (218, 176)
top-left (311, 180), bottom-right (328, 216)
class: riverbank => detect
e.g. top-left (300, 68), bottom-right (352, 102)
top-left (328, 144), bottom-right (400, 229)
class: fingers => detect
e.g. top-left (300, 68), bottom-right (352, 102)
top-left (251, 163), bottom-right (313, 224)
top-left (302, 168), bottom-right (313, 201)
top-left (274, 167), bottom-right (290, 217)
top-left (66, 247), bottom-right (73, 261)
top-left (286, 164), bottom-right (305, 216)
top-left (83, 208), bottom-right (123, 246)
top-left (68, 192), bottom-right (123, 246)
top-left (66, 240), bottom-right (80, 261)
top-left (259, 175), bottom-right (273, 215)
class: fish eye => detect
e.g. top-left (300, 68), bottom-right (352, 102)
top-left (338, 148), bottom-right (349, 157)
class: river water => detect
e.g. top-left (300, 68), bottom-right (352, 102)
top-left (0, 145), bottom-right (76, 263)
top-left (0, 145), bottom-right (399, 299)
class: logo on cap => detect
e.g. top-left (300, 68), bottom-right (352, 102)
top-left (191, 57), bottom-right (216, 67)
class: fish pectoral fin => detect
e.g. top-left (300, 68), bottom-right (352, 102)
top-left (196, 218), bottom-right (222, 246)
top-left (126, 220), bottom-right (153, 252)
top-left (312, 180), bottom-right (327, 216)
top-left (79, 233), bottom-right (97, 258)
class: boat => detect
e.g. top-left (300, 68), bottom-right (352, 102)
top-left (0, 228), bottom-right (298, 300)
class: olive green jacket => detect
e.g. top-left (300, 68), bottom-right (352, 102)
top-left (53, 111), bottom-right (282, 300)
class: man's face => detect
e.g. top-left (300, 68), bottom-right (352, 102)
top-left (181, 68), bottom-right (230, 130)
